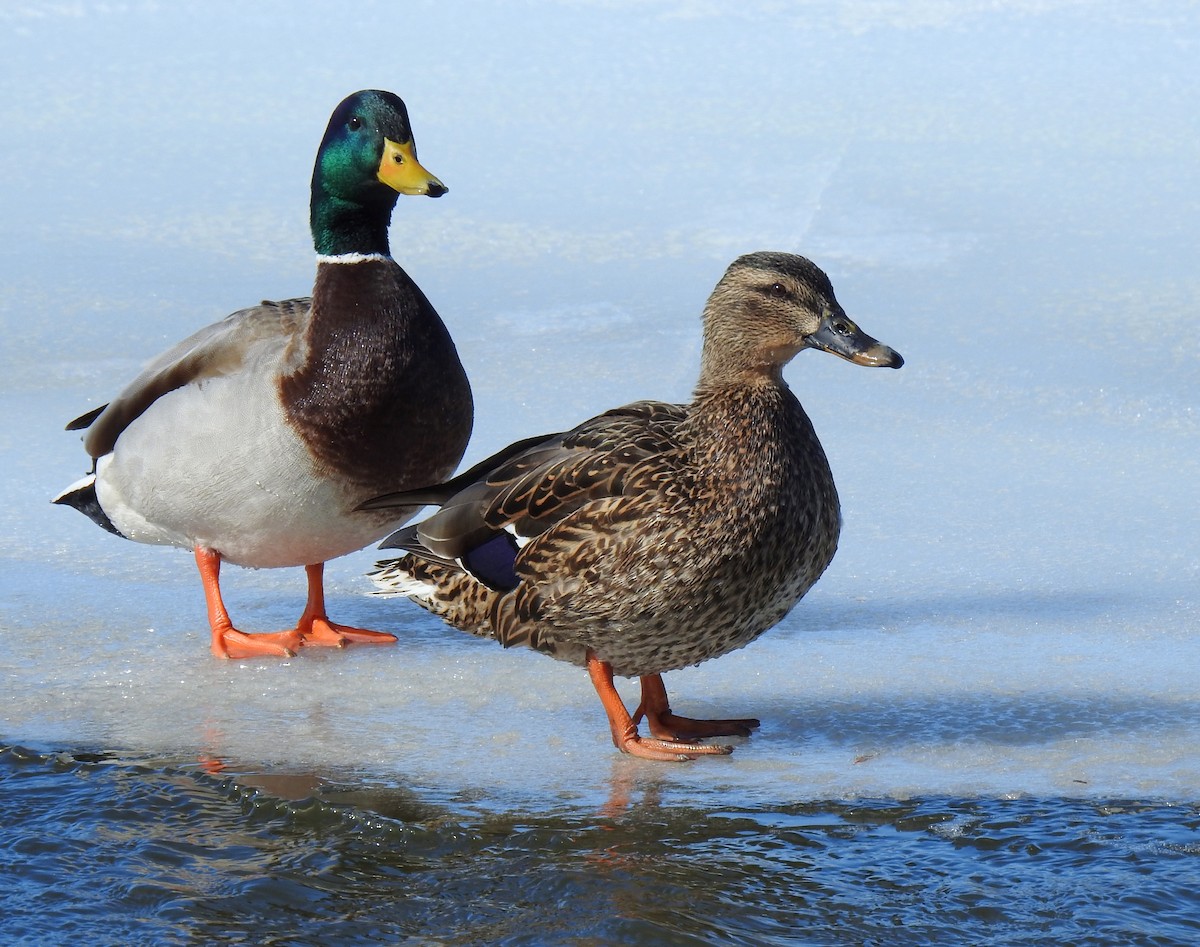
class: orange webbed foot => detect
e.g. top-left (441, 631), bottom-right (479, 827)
top-left (211, 627), bottom-right (302, 660)
top-left (291, 563), bottom-right (399, 649)
top-left (637, 708), bottom-right (760, 741)
top-left (296, 617), bottom-right (398, 649)
top-left (638, 715), bottom-right (758, 744)
top-left (196, 548), bottom-right (303, 659)
top-left (633, 673), bottom-right (758, 747)
top-left (587, 653), bottom-right (739, 763)
top-left (614, 725), bottom-right (735, 762)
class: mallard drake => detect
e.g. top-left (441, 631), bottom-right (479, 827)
top-left (364, 252), bottom-right (901, 760)
top-left (54, 90), bottom-right (473, 660)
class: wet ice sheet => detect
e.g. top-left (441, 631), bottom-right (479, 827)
top-left (2, 0), bottom-right (1199, 809)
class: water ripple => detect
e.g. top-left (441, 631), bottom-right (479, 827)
top-left (3, 745), bottom-right (1199, 945)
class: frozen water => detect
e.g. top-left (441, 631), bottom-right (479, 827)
top-left (1, 0), bottom-right (1198, 810)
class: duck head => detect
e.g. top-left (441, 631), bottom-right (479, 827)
top-left (310, 90), bottom-right (447, 257)
top-left (697, 251), bottom-right (903, 387)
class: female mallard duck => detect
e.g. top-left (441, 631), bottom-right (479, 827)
top-left (364, 252), bottom-right (901, 760)
top-left (54, 90), bottom-right (473, 660)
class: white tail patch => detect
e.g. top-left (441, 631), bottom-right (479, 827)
top-left (369, 563), bottom-right (436, 600)
top-left (52, 473), bottom-right (97, 504)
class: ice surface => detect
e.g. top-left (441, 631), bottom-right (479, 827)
top-left (2, 0), bottom-right (1198, 811)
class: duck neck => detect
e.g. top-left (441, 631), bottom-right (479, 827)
top-left (690, 374), bottom-right (793, 434)
top-left (690, 374), bottom-right (808, 453)
top-left (695, 361), bottom-right (786, 393)
top-left (310, 187), bottom-right (397, 259)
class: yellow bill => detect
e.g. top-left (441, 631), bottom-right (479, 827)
top-left (377, 137), bottom-right (447, 197)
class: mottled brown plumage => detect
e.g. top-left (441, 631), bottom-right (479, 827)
top-left (367, 251), bottom-right (902, 759)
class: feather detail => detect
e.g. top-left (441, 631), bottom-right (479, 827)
top-left (368, 251), bottom-right (902, 682)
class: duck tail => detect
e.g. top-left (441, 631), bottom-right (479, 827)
top-left (368, 554), bottom-right (499, 638)
top-left (52, 475), bottom-right (124, 538)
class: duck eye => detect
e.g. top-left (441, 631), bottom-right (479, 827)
top-left (769, 282), bottom-right (788, 297)
top-left (347, 116), bottom-right (363, 131)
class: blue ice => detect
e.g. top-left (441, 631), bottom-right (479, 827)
top-left (2, 0), bottom-right (1198, 810)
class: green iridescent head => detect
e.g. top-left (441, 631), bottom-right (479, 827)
top-left (310, 90), bottom-right (447, 257)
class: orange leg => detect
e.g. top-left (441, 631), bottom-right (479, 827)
top-left (586, 652), bottom-right (733, 761)
top-left (633, 673), bottom-right (760, 741)
top-left (293, 562), bottom-right (398, 649)
top-left (194, 547), bottom-right (302, 659)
